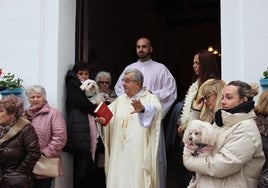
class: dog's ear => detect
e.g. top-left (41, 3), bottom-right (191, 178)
top-left (80, 83), bottom-right (85, 90)
top-left (80, 80), bottom-right (89, 91)
top-left (183, 120), bottom-right (197, 144)
top-left (182, 127), bottom-right (190, 144)
top-left (201, 123), bottom-right (216, 145)
top-left (93, 80), bottom-right (99, 91)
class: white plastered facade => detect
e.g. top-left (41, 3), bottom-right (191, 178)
top-left (0, 0), bottom-right (267, 187)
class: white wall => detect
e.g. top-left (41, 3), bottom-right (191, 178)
top-left (0, 0), bottom-right (41, 104)
top-left (221, 0), bottom-right (268, 97)
top-left (0, 0), bottom-right (76, 188)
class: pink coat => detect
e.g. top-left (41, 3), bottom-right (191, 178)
top-left (26, 103), bottom-right (67, 177)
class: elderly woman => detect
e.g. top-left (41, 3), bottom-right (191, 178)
top-left (95, 71), bottom-right (117, 104)
top-left (25, 85), bottom-right (67, 188)
top-left (0, 94), bottom-right (41, 188)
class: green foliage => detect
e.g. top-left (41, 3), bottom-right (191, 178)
top-left (263, 68), bottom-right (268, 79)
top-left (0, 72), bottom-right (23, 89)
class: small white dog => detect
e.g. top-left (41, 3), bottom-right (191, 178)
top-left (80, 79), bottom-right (105, 104)
top-left (183, 119), bottom-right (217, 156)
top-left (183, 119), bottom-right (217, 188)
top-left (80, 79), bottom-right (105, 161)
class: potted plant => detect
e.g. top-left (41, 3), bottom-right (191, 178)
top-left (0, 68), bottom-right (24, 96)
top-left (259, 67), bottom-right (268, 91)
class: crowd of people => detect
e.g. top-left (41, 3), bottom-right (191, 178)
top-left (0, 36), bottom-right (267, 188)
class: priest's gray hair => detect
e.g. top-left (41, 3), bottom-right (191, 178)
top-left (125, 69), bottom-right (144, 86)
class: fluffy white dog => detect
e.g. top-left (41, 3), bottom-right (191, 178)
top-left (80, 79), bottom-right (105, 105)
top-left (80, 79), bottom-right (105, 161)
top-left (183, 119), bottom-right (217, 188)
top-left (183, 119), bottom-right (217, 156)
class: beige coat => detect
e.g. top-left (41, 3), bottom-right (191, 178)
top-left (183, 110), bottom-right (265, 188)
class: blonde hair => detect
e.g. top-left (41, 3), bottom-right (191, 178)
top-left (255, 90), bottom-right (268, 116)
top-left (197, 79), bottom-right (226, 122)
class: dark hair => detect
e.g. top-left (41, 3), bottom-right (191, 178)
top-left (72, 61), bottom-right (92, 74)
top-left (192, 50), bottom-right (221, 86)
top-left (137, 37), bottom-right (153, 46)
top-left (0, 94), bottom-right (24, 119)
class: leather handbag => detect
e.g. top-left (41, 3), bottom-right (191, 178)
top-left (33, 155), bottom-right (60, 177)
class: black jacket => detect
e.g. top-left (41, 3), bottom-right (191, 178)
top-left (64, 70), bottom-right (97, 153)
top-left (256, 115), bottom-right (268, 188)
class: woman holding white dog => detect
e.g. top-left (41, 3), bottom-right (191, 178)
top-left (183, 80), bottom-right (265, 188)
top-left (167, 51), bottom-right (221, 187)
top-left (64, 61), bottom-right (104, 188)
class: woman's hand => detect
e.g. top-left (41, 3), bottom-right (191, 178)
top-left (192, 97), bottom-right (204, 111)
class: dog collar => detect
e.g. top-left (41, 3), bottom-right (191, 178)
top-left (87, 93), bottom-right (96, 99)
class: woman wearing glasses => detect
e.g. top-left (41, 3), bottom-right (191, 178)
top-left (166, 50), bottom-right (221, 187)
top-left (95, 71), bottom-right (117, 104)
top-left (183, 81), bottom-right (265, 188)
top-left (190, 79), bottom-right (226, 124)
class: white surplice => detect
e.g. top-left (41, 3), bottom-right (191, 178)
top-left (114, 59), bottom-right (177, 118)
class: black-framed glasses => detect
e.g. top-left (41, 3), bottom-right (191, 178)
top-left (121, 79), bottom-right (135, 84)
top-left (203, 94), bottom-right (214, 101)
top-left (98, 81), bottom-right (110, 85)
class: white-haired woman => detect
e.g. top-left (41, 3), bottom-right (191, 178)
top-left (95, 71), bottom-right (117, 104)
top-left (25, 85), bottom-right (67, 188)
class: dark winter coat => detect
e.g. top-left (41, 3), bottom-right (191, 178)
top-left (64, 70), bottom-right (97, 153)
top-left (256, 115), bottom-right (268, 188)
top-left (0, 117), bottom-right (41, 188)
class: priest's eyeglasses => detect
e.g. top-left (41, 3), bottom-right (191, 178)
top-left (121, 79), bottom-right (135, 84)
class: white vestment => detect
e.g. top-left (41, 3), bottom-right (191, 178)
top-left (114, 59), bottom-right (177, 188)
top-left (104, 89), bottom-right (162, 188)
top-left (114, 59), bottom-right (177, 118)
